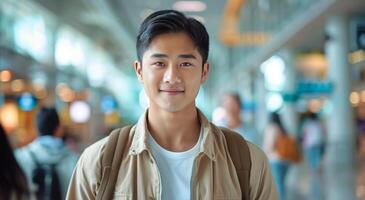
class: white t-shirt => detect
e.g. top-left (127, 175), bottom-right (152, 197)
top-left (302, 119), bottom-right (323, 147)
top-left (148, 131), bottom-right (202, 200)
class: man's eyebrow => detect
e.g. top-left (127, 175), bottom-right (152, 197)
top-left (178, 54), bottom-right (197, 59)
top-left (150, 53), bottom-right (168, 58)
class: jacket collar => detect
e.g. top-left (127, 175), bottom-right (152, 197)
top-left (128, 108), bottom-right (216, 161)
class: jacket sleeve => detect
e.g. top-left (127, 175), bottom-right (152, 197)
top-left (66, 138), bottom-right (107, 200)
top-left (247, 142), bottom-right (279, 200)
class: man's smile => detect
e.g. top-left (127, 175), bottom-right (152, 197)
top-left (159, 89), bottom-right (185, 95)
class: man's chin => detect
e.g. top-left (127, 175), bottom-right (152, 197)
top-left (157, 102), bottom-right (186, 113)
top-left (161, 106), bottom-right (183, 113)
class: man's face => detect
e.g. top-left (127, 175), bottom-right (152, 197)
top-left (134, 32), bottom-right (209, 113)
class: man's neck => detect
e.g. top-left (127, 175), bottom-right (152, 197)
top-left (147, 106), bottom-right (201, 152)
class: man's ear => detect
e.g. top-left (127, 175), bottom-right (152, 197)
top-left (201, 63), bottom-right (210, 84)
top-left (134, 61), bottom-right (143, 83)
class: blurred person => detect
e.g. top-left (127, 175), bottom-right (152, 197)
top-left (300, 112), bottom-right (325, 171)
top-left (0, 123), bottom-right (29, 200)
top-left (264, 112), bottom-right (291, 200)
top-left (67, 10), bottom-right (278, 200)
top-left (299, 112), bottom-right (325, 200)
top-left (219, 92), bottom-right (260, 146)
top-left (357, 103), bottom-right (365, 160)
top-left (15, 107), bottom-right (79, 200)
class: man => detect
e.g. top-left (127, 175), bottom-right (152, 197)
top-left (15, 107), bottom-right (79, 199)
top-left (67, 10), bottom-right (278, 199)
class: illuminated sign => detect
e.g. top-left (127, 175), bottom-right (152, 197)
top-left (17, 92), bottom-right (37, 111)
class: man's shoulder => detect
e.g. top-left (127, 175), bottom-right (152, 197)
top-left (216, 126), bottom-right (248, 145)
top-left (246, 141), bottom-right (268, 165)
top-left (218, 127), bottom-right (268, 167)
top-left (80, 137), bottom-right (109, 161)
top-left (78, 126), bottom-right (135, 165)
top-left (69, 136), bottom-right (109, 176)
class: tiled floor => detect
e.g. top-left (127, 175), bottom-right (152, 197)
top-left (285, 155), bottom-right (365, 200)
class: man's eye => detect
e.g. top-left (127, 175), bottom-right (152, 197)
top-left (153, 62), bottom-right (165, 67)
top-left (180, 62), bottom-right (192, 67)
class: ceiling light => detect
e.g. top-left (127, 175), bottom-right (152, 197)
top-left (70, 101), bottom-right (91, 123)
top-left (350, 92), bottom-right (360, 105)
top-left (0, 70), bottom-right (12, 82)
top-left (173, 1), bottom-right (206, 12)
top-left (11, 79), bottom-right (25, 92)
top-left (349, 49), bottom-right (365, 64)
top-left (0, 103), bottom-right (18, 133)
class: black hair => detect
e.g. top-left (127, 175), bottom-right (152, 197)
top-left (308, 112), bottom-right (318, 120)
top-left (0, 124), bottom-right (29, 199)
top-left (36, 107), bottom-right (60, 136)
top-left (270, 112), bottom-right (287, 135)
top-left (136, 10), bottom-right (209, 64)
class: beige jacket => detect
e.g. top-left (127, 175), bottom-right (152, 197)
top-left (66, 110), bottom-right (278, 200)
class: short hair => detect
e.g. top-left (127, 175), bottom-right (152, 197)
top-left (36, 107), bottom-right (60, 136)
top-left (136, 10), bottom-right (209, 64)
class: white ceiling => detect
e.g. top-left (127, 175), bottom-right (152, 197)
top-left (29, 0), bottom-right (365, 100)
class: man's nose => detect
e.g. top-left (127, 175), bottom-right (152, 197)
top-left (163, 65), bottom-right (181, 83)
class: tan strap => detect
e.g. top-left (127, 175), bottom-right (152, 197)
top-left (96, 125), bottom-right (133, 200)
top-left (220, 127), bottom-right (252, 200)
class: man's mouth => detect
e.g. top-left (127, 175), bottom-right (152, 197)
top-left (159, 89), bottom-right (185, 95)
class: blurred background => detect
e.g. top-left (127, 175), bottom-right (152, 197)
top-left (1, 0), bottom-right (365, 199)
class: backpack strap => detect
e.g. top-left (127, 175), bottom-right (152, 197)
top-left (96, 125), bottom-right (133, 200)
top-left (28, 148), bottom-right (41, 167)
top-left (220, 127), bottom-right (252, 200)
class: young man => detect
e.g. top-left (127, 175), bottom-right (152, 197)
top-left (67, 10), bottom-right (278, 199)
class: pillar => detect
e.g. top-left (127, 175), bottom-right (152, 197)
top-left (324, 14), bottom-right (356, 200)
top-left (280, 49), bottom-right (299, 136)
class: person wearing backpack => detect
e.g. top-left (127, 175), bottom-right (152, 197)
top-left (263, 112), bottom-right (292, 200)
top-left (15, 107), bottom-right (79, 200)
top-left (67, 10), bottom-right (278, 200)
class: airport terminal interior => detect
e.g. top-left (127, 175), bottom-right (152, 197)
top-left (1, 0), bottom-right (365, 199)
